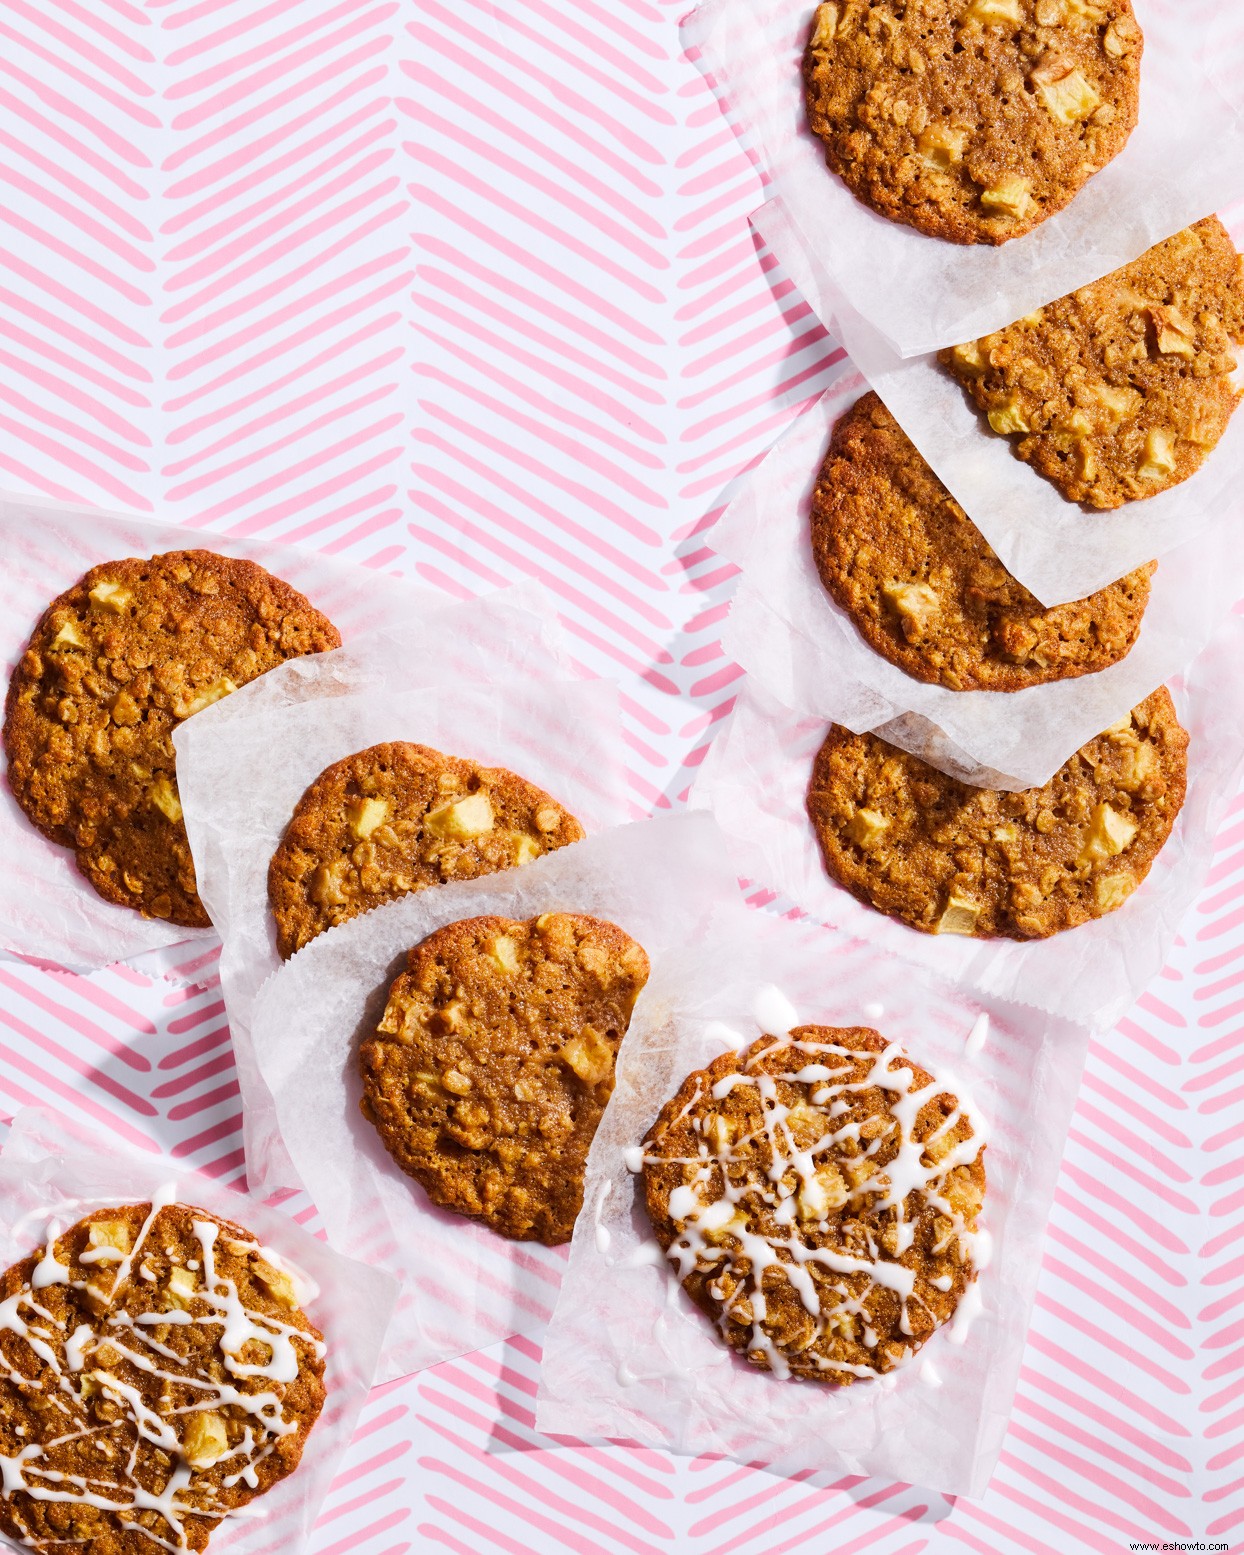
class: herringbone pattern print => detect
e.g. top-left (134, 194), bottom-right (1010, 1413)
top-left (0, 0), bottom-right (1237, 1550)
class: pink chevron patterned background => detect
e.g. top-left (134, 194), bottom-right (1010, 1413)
top-left (0, 0), bottom-right (1242, 1550)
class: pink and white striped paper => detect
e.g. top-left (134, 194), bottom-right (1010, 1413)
top-left (0, 0), bottom-right (1242, 1550)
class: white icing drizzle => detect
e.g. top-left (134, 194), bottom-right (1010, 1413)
top-left (751, 985), bottom-right (799, 1036)
top-left (919, 1357), bottom-right (943, 1389)
top-left (593, 1183), bottom-right (612, 1254)
top-left (105, 1187), bottom-right (177, 1302)
top-left (861, 1002), bottom-right (885, 1020)
top-left (964, 1014), bottom-right (989, 1056)
top-left (618, 1241), bottom-right (666, 1270)
top-left (0, 1200), bottom-right (324, 1552)
top-left (30, 1232), bottom-right (69, 1293)
top-left (947, 1276), bottom-right (985, 1346)
top-left (703, 1021), bottom-right (748, 1052)
top-left (266, 1250), bottom-right (319, 1312)
top-left (63, 1328), bottom-right (93, 1373)
top-left (645, 1034), bottom-right (986, 1384)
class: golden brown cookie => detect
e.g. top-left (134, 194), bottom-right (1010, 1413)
top-left (641, 1027), bottom-right (986, 1384)
top-left (0, 1200), bottom-right (326, 1554)
top-left (360, 912), bottom-right (650, 1244)
top-left (268, 743), bottom-right (585, 958)
top-left (4, 549), bottom-right (341, 927)
top-left (803, 0), bottom-right (1141, 246)
top-left (941, 220), bottom-right (1244, 506)
top-left (811, 393), bottom-right (1155, 689)
top-left (807, 689), bottom-right (1187, 939)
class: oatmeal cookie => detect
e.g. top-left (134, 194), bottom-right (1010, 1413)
top-left (803, 0), bottom-right (1141, 245)
top-left (0, 1200), bottom-right (326, 1554)
top-left (4, 549), bottom-right (341, 927)
top-left (268, 743), bottom-right (585, 958)
top-left (811, 393), bottom-right (1155, 689)
top-left (941, 219), bottom-right (1244, 506)
top-left (807, 688), bottom-right (1187, 939)
top-left (641, 1027), bottom-right (986, 1383)
top-left (360, 912), bottom-right (650, 1244)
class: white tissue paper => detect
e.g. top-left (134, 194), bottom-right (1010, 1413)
top-left (246, 814), bottom-right (743, 1382)
top-left (176, 651), bottom-right (630, 1196)
top-left (535, 904), bottom-right (1087, 1497)
top-left (0, 1105), bottom-right (397, 1555)
top-left (712, 378), bottom-right (1244, 788)
top-left (689, 610), bottom-right (1244, 1030)
top-left (683, 0), bottom-right (1244, 357)
top-left (0, 489), bottom-right (455, 978)
top-left (751, 195), bottom-right (1244, 606)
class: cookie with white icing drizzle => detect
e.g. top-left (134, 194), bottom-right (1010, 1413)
top-left (0, 1195), bottom-right (326, 1553)
top-left (641, 1028), bottom-right (986, 1384)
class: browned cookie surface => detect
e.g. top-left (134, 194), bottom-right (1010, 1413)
top-left (268, 742), bottom-right (585, 958)
top-left (4, 549), bottom-right (341, 927)
top-left (803, 0), bottom-right (1141, 245)
top-left (0, 1201), bottom-right (326, 1554)
top-left (360, 912), bottom-right (650, 1244)
top-left (807, 689), bottom-right (1187, 939)
top-left (942, 219), bottom-right (1244, 506)
top-left (811, 393), bottom-right (1154, 690)
top-left (642, 1028), bottom-right (986, 1383)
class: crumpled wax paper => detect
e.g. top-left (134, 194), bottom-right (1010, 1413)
top-left (0, 1105), bottom-right (397, 1555)
top-left (535, 904), bottom-right (1087, 1497)
top-left (689, 609), bottom-right (1244, 1030)
top-left (246, 814), bottom-right (743, 1382)
top-left (750, 195), bottom-right (1244, 607)
top-left (711, 378), bottom-right (1244, 788)
top-left (175, 648), bottom-right (630, 1196)
top-left (0, 488), bottom-right (464, 978)
top-left (683, 0), bottom-right (1244, 357)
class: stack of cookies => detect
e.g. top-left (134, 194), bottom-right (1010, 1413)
top-left (788, 0), bottom-right (1244, 947)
